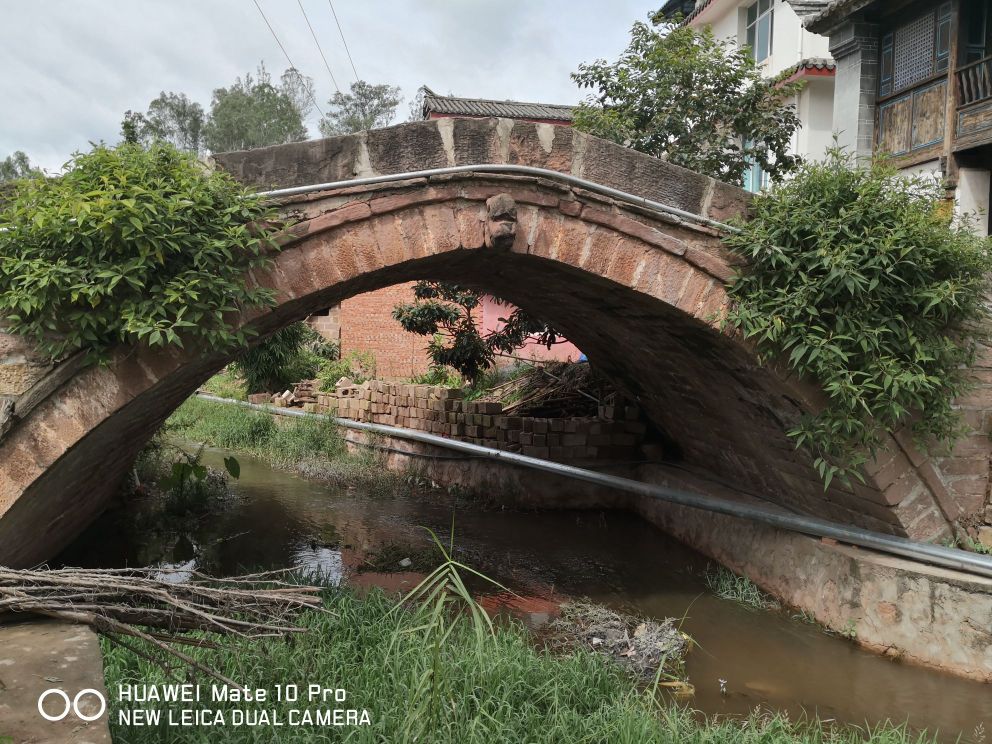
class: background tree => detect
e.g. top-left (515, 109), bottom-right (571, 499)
top-left (393, 282), bottom-right (561, 383)
top-left (571, 12), bottom-right (803, 185)
top-left (203, 64), bottom-right (311, 152)
top-left (319, 80), bottom-right (402, 136)
top-left (120, 92), bottom-right (205, 154)
top-left (0, 151), bottom-right (41, 182)
top-left (279, 67), bottom-right (316, 123)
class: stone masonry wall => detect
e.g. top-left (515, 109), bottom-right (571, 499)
top-left (298, 380), bottom-right (646, 462)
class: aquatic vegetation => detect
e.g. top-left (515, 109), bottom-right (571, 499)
top-left (704, 565), bottom-right (778, 610)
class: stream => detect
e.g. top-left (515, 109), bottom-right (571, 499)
top-left (57, 445), bottom-right (992, 741)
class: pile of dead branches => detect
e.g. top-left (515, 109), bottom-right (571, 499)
top-left (0, 567), bottom-right (324, 686)
top-left (482, 361), bottom-right (620, 417)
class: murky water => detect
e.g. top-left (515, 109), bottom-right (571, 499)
top-left (59, 447), bottom-right (992, 741)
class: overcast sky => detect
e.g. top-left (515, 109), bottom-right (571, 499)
top-left (2, 1), bottom-right (657, 172)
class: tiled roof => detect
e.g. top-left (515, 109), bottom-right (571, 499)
top-left (421, 88), bottom-right (574, 122)
top-left (659, 0), bottom-right (715, 24)
top-left (784, 1), bottom-right (831, 19)
top-left (800, 0), bottom-right (876, 32)
top-left (794, 57), bottom-right (836, 72)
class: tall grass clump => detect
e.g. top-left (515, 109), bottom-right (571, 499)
top-left (102, 581), bottom-right (938, 744)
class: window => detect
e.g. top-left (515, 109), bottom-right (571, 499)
top-left (879, 3), bottom-right (952, 97)
top-left (745, 0), bottom-right (773, 63)
top-left (743, 141), bottom-right (768, 193)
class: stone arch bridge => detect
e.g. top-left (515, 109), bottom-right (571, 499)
top-left (1, 118), bottom-right (988, 568)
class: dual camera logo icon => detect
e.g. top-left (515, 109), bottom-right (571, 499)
top-left (37, 688), bottom-right (107, 722)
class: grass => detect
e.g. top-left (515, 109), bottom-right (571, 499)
top-left (704, 565), bottom-right (778, 610)
top-left (101, 585), bottom-right (936, 744)
top-left (199, 370), bottom-right (247, 401)
top-left (165, 397), bottom-right (397, 489)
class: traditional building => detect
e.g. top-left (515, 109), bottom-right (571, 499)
top-left (661, 0), bottom-right (836, 191)
top-left (799, 0), bottom-right (992, 232)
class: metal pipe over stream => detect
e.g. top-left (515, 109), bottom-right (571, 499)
top-left (198, 393), bottom-right (992, 581)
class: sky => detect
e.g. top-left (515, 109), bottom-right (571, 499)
top-left (1, 0), bottom-right (657, 172)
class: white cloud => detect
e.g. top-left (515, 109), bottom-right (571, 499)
top-left (1, 0), bottom-right (655, 171)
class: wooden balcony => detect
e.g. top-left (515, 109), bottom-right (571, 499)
top-left (957, 56), bottom-right (992, 107)
top-left (955, 55), bottom-right (992, 150)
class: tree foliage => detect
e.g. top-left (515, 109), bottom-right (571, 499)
top-left (203, 64), bottom-right (311, 153)
top-left (231, 321), bottom-right (331, 394)
top-left (0, 142), bottom-right (278, 362)
top-left (571, 13), bottom-right (802, 185)
top-left (121, 92), bottom-right (206, 154)
top-left (319, 80), bottom-right (402, 136)
top-left (0, 151), bottom-right (41, 182)
top-left (724, 148), bottom-right (992, 485)
top-left (392, 282), bottom-right (560, 383)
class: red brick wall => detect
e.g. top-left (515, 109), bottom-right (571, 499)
top-left (339, 283), bottom-right (433, 380)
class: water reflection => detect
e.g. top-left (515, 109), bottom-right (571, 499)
top-left (57, 446), bottom-right (992, 741)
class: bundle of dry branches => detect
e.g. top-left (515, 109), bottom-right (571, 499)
top-left (0, 566), bottom-right (325, 686)
top-left (484, 361), bottom-right (619, 417)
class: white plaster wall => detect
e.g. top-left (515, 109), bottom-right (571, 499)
top-left (796, 77), bottom-right (836, 161)
top-left (956, 167), bottom-right (991, 234)
top-left (692, 0), bottom-right (834, 164)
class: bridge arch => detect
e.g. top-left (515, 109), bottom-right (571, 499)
top-left (0, 119), bottom-right (963, 567)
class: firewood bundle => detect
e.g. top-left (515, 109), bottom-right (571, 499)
top-left (0, 567), bottom-right (325, 686)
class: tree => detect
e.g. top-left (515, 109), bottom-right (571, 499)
top-left (319, 80), bottom-right (402, 136)
top-left (0, 151), bottom-right (40, 182)
top-left (280, 67), bottom-right (316, 122)
top-left (231, 322), bottom-right (328, 394)
top-left (120, 92), bottom-right (205, 154)
top-left (392, 282), bottom-right (561, 383)
top-left (571, 12), bottom-right (803, 186)
top-left (203, 64), bottom-right (311, 153)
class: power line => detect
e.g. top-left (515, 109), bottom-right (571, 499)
top-left (297, 0), bottom-right (341, 95)
top-left (327, 0), bottom-right (359, 83)
top-left (251, 0), bottom-right (325, 117)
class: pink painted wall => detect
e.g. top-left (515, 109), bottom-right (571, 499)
top-left (480, 295), bottom-right (582, 364)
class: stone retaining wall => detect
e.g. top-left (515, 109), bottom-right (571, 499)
top-left (272, 380), bottom-right (647, 462)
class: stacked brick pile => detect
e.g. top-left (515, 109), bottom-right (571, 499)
top-left (310, 380), bottom-right (646, 462)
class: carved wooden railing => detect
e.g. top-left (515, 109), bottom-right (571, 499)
top-left (957, 55), bottom-right (992, 107)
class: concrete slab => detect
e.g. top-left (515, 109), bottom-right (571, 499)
top-left (0, 620), bottom-right (110, 744)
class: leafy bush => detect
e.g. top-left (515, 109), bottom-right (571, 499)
top-left (724, 149), bottom-right (992, 485)
top-left (0, 142), bottom-right (277, 361)
top-left (316, 349), bottom-right (377, 390)
top-left (230, 321), bottom-right (327, 394)
top-left (410, 365), bottom-right (463, 387)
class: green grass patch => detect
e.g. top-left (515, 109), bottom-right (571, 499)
top-left (199, 370), bottom-right (247, 401)
top-left (165, 397), bottom-right (392, 487)
top-left (102, 587), bottom-right (935, 744)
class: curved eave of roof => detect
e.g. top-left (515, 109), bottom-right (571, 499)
top-left (800, 0), bottom-right (876, 33)
top-left (421, 88), bottom-right (574, 123)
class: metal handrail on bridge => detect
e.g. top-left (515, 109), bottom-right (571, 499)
top-left (198, 393), bottom-right (992, 582)
top-left (256, 163), bottom-right (741, 234)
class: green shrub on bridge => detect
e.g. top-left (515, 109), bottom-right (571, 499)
top-left (725, 149), bottom-right (992, 486)
top-left (0, 142), bottom-right (277, 361)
